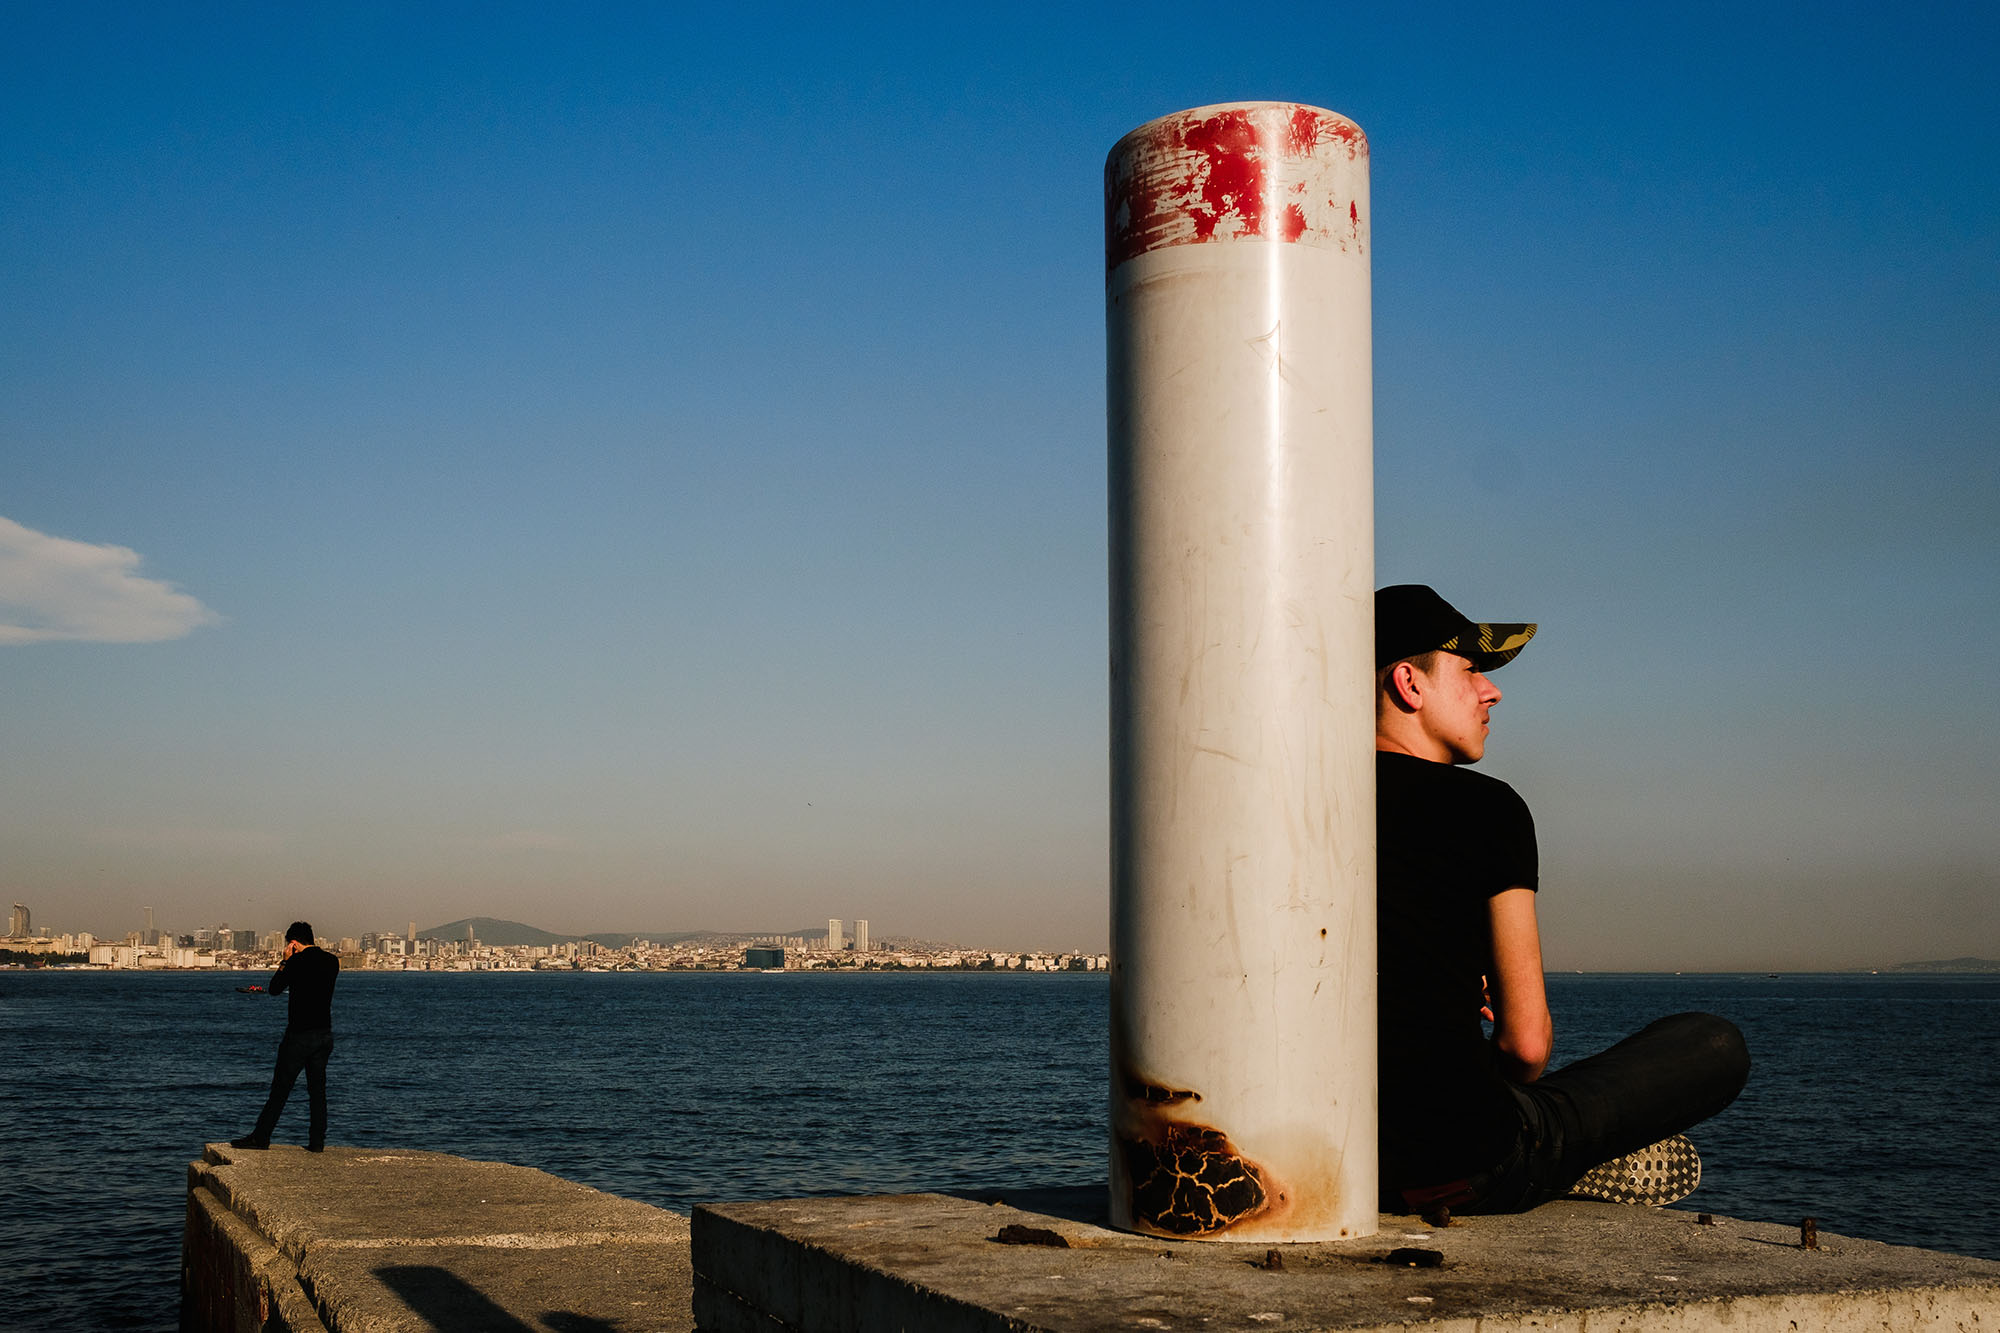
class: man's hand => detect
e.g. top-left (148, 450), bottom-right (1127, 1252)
top-left (1479, 974), bottom-right (1494, 1024)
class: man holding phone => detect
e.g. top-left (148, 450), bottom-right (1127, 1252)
top-left (231, 921), bottom-right (340, 1153)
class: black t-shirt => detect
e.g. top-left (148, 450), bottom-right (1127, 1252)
top-left (1376, 750), bottom-right (1538, 1187)
top-left (270, 946), bottom-right (339, 1032)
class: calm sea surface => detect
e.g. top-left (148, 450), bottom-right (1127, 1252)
top-left (3, 970), bottom-right (1997, 1329)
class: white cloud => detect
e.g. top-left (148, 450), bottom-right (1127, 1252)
top-left (0, 516), bottom-right (221, 643)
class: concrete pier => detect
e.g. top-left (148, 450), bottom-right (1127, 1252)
top-left (182, 1142), bottom-right (693, 1332)
top-left (692, 1188), bottom-right (2000, 1331)
top-left (183, 1147), bottom-right (2000, 1330)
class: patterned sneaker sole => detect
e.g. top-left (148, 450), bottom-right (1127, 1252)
top-left (1566, 1134), bottom-right (1701, 1206)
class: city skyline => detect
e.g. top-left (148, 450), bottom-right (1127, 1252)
top-left (2, 902), bottom-right (968, 954)
top-left (4, 5), bottom-right (1996, 969)
top-left (7, 895), bottom-right (1995, 975)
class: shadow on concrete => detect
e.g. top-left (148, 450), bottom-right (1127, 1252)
top-left (540, 1314), bottom-right (626, 1333)
top-left (374, 1265), bottom-right (622, 1332)
top-left (944, 1183), bottom-right (1110, 1226)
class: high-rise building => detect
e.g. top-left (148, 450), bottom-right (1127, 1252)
top-left (853, 920), bottom-right (870, 952)
top-left (827, 918), bottom-right (844, 952)
top-left (8, 903), bottom-right (28, 938)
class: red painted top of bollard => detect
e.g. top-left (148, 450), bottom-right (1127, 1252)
top-left (1104, 102), bottom-right (1368, 276)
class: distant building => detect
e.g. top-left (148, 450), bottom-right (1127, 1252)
top-left (744, 946), bottom-right (785, 969)
top-left (827, 918), bottom-right (844, 952)
top-left (853, 920), bottom-right (870, 953)
top-left (9, 903), bottom-right (28, 938)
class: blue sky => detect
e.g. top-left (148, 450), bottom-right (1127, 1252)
top-left (3, 3), bottom-right (1994, 966)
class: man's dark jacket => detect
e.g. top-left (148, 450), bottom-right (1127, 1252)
top-left (270, 946), bottom-right (339, 1032)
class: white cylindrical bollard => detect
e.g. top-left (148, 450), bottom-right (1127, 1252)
top-left (1106, 102), bottom-right (1376, 1242)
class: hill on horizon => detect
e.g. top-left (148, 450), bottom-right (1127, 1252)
top-left (418, 918), bottom-right (840, 949)
top-left (419, 917), bottom-right (576, 947)
top-left (582, 930), bottom-right (737, 948)
top-left (1886, 956), bottom-right (2000, 973)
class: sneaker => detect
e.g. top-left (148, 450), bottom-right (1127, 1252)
top-left (229, 1136), bottom-right (269, 1150)
top-left (1566, 1135), bottom-right (1700, 1206)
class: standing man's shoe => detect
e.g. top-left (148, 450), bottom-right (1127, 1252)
top-left (306, 1143), bottom-right (324, 1153)
top-left (229, 1136), bottom-right (269, 1150)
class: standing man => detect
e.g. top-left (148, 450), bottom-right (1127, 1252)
top-left (1374, 584), bottom-right (1748, 1216)
top-left (232, 922), bottom-right (339, 1153)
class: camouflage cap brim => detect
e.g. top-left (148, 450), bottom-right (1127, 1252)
top-left (1376, 584), bottom-right (1539, 670)
top-left (1438, 621), bottom-right (1537, 671)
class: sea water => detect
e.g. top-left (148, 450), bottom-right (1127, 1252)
top-left (3, 969), bottom-right (1996, 1329)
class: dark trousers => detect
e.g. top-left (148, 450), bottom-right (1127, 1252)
top-left (251, 1028), bottom-right (335, 1148)
top-left (1459, 1012), bottom-right (1749, 1213)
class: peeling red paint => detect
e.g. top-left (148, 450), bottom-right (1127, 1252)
top-left (1106, 102), bottom-right (1368, 274)
top-left (1285, 105), bottom-right (1322, 156)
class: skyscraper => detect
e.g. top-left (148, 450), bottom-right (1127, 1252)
top-left (827, 918), bottom-right (844, 952)
top-left (8, 903), bottom-right (28, 938)
top-left (853, 920), bottom-right (870, 953)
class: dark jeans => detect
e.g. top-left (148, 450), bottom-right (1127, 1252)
top-left (1458, 1012), bottom-right (1749, 1214)
top-left (250, 1028), bottom-right (335, 1148)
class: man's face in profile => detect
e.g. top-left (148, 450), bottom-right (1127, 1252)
top-left (1415, 651), bottom-right (1503, 764)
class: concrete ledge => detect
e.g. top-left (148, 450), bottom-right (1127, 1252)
top-left (690, 1187), bottom-right (2000, 1332)
top-left (182, 1143), bottom-right (693, 1332)
top-left (184, 1177), bottom-right (330, 1333)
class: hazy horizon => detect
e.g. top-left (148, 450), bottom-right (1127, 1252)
top-left (4, 5), bottom-right (1995, 972)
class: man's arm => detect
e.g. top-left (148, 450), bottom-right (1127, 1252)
top-left (269, 940), bottom-right (301, 994)
top-left (1487, 887), bottom-right (1551, 1082)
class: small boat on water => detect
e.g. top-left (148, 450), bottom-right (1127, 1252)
top-left (235, 984), bottom-right (265, 994)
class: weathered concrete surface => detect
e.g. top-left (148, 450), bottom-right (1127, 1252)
top-left (691, 1186), bottom-right (2000, 1332)
top-left (184, 1143), bottom-right (693, 1332)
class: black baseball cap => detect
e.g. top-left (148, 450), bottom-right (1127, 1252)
top-left (1376, 584), bottom-right (1536, 671)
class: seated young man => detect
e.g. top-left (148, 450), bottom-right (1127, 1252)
top-left (1374, 584), bottom-right (1749, 1215)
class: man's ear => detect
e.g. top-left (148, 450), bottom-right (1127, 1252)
top-left (1387, 660), bottom-right (1425, 712)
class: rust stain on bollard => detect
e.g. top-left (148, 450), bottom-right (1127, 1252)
top-left (1112, 1051), bottom-right (1294, 1239)
top-left (1117, 1119), bottom-right (1270, 1237)
top-left (1121, 1073), bottom-right (1201, 1106)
